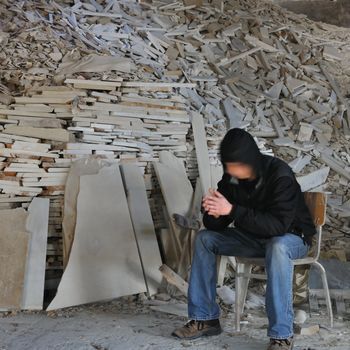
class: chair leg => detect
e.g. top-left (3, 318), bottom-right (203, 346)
top-left (227, 256), bottom-right (237, 270)
top-left (235, 263), bottom-right (252, 332)
top-left (217, 256), bottom-right (228, 287)
top-left (312, 261), bottom-right (334, 328)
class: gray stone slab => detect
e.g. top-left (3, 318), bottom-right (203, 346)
top-left (22, 198), bottom-right (49, 310)
top-left (120, 163), bottom-right (163, 296)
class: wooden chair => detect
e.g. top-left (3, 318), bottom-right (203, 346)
top-left (233, 192), bottom-right (333, 331)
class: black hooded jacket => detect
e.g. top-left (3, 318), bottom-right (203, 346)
top-left (203, 128), bottom-right (316, 246)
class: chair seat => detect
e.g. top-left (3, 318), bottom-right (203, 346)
top-left (236, 257), bottom-right (265, 265)
top-left (235, 256), bottom-right (317, 266)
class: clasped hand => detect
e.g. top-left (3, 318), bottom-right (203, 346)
top-left (202, 188), bottom-right (233, 219)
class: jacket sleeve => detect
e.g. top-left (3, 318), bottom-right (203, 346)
top-left (229, 176), bottom-right (299, 237)
top-left (202, 176), bottom-right (234, 231)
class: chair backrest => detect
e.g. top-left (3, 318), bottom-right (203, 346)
top-left (303, 192), bottom-right (327, 260)
top-left (303, 192), bottom-right (327, 226)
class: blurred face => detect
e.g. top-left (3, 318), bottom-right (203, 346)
top-left (225, 162), bottom-right (255, 180)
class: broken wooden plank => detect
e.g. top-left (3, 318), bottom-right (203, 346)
top-left (159, 264), bottom-right (188, 296)
top-left (321, 154), bottom-right (350, 181)
top-left (4, 126), bottom-right (71, 142)
top-left (296, 167), bottom-right (330, 192)
top-left (64, 79), bottom-right (122, 90)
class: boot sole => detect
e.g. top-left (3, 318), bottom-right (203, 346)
top-left (172, 327), bottom-right (222, 340)
top-left (267, 340), bottom-right (294, 350)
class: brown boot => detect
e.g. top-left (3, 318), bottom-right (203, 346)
top-left (267, 337), bottom-right (294, 350)
top-left (171, 319), bottom-right (222, 340)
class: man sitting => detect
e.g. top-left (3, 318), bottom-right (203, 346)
top-left (172, 128), bottom-right (316, 350)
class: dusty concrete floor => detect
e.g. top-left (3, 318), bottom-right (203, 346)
top-left (0, 297), bottom-right (349, 350)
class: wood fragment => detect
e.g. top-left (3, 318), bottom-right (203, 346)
top-left (159, 264), bottom-right (188, 296)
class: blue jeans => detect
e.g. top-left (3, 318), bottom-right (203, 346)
top-left (187, 227), bottom-right (309, 339)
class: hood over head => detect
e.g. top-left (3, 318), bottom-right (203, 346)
top-left (219, 128), bottom-right (264, 179)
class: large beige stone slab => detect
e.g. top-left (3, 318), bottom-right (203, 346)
top-left (47, 165), bottom-right (146, 310)
top-left (62, 158), bottom-right (115, 266)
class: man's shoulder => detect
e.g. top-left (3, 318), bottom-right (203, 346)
top-left (263, 155), bottom-right (295, 180)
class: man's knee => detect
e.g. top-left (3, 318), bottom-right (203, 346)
top-left (195, 229), bottom-right (217, 252)
top-left (265, 236), bottom-right (289, 262)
